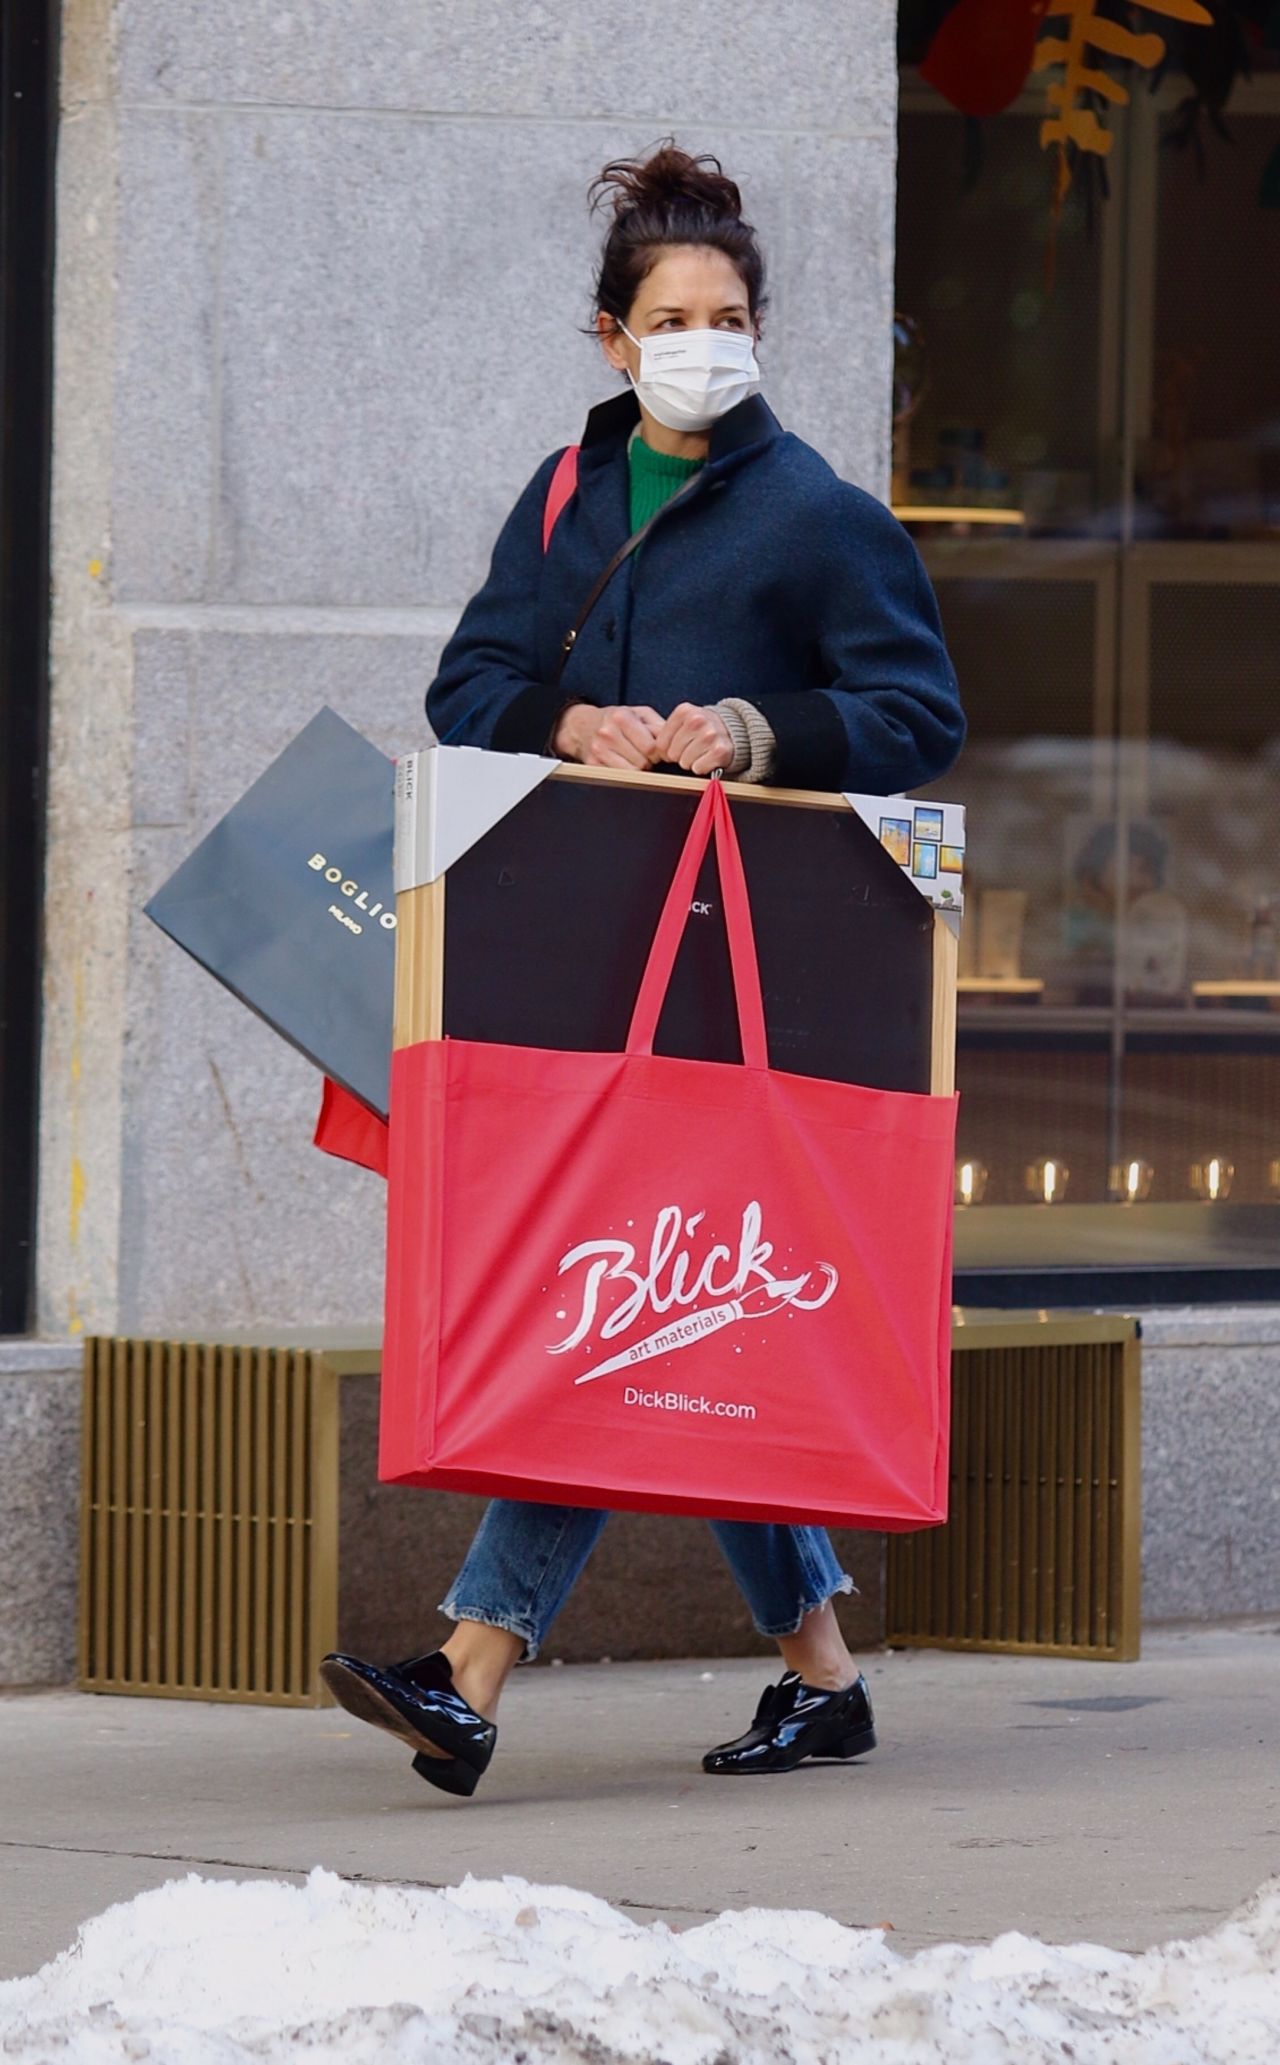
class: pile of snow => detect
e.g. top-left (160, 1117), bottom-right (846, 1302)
top-left (3, 1867), bottom-right (1280, 2063)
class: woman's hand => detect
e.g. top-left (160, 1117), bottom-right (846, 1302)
top-left (553, 702), bottom-right (664, 770)
top-left (653, 703), bottom-right (735, 776)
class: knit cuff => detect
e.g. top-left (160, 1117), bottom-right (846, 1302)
top-left (715, 700), bottom-right (752, 778)
top-left (716, 697), bottom-right (777, 785)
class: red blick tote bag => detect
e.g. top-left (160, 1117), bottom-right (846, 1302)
top-left (380, 778), bottom-right (958, 1529)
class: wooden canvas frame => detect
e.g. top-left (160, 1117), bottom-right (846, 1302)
top-left (394, 764), bottom-right (957, 1096)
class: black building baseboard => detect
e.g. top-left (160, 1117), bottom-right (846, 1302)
top-left (954, 1267), bottom-right (1280, 1311)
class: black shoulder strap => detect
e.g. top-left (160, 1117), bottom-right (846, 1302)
top-left (550, 474), bottom-right (702, 690)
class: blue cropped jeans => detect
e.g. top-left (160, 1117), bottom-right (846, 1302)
top-left (441, 1499), bottom-right (854, 1661)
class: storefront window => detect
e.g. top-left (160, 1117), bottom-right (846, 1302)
top-left (896, 68), bottom-right (1280, 1287)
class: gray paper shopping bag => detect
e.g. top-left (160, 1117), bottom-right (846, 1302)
top-left (145, 707), bottom-right (395, 1115)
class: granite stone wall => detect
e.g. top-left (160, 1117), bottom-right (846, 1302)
top-left (39, 0), bottom-right (900, 1340)
top-left (0, 1344), bottom-right (83, 1685)
top-left (1139, 1308), bottom-right (1280, 1622)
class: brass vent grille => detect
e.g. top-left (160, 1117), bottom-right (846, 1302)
top-left (78, 1337), bottom-right (363, 1705)
top-left (886, 1319), bottom-right (1141, 1660)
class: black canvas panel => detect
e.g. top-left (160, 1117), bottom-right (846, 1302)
top-left (444, 779), bottom-right (935, 1092)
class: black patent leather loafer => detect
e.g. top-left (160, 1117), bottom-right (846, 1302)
top-left (319, 1650), bottom-right (496, 1794)
top-left (702, 1670), bottom-right (877, 1775)
top-left (409, 1748), bottom-right (482, 1797)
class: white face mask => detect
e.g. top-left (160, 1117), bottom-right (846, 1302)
top-left (619, 320), bottom-right (760, 433)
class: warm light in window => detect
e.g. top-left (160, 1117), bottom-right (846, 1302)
top-left (1025, 1157), bottom-right (1069, 1204)
top-left (1189, 1157), bottom-right (1234, 1203)
top-left (955, 1159), bottom-right (988, 1207)
top-left (1269, 1160), bottom-right (1280, 1198)
top-left (1108, 1158), bottom-right (1154, 1204)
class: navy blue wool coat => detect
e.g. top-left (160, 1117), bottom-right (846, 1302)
top-left (426, 391), bottom-right (964, 794)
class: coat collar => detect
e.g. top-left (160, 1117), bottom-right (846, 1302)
top-left (570, 390), bottom-right (782, 562)
top-left (578, 388), bottom-right (783, 472)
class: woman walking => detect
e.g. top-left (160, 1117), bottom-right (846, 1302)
top-left (322, 142), bottom-right (963, 1797)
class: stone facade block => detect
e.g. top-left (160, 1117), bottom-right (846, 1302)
top-left (131, 630), bottom-right (194, 825)
top-left (118, 1), bottom-right (895, 137)
top-left (0, 1354), bottom-right (82, 1685)
top-left (182, 629), bottom-right (443, 822)
top-left (119, 826), bottom-right (386, 1338)
top-left (783, 135), bottom-right (896, 495)
top-left (113, 112), bottom-right (219, 602)
top-left (212, 119), bottom-right (790, 607)
top-left (1142, 1335), bottom-right (1280, 1621)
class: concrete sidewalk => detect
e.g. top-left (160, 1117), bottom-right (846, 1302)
top-left (2, 1621), bottom-right (1278, 1981)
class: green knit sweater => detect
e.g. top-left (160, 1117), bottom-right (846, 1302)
top-left (629, 433), bottom-right (704, 531)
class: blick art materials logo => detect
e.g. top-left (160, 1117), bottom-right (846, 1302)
top-left (546, 1201), bottom-right (837, 1388)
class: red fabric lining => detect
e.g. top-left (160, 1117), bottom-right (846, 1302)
top-left (541, 444), bottom-right (580, 553)
top-left (313, 1077), bottom-right (389, 1178)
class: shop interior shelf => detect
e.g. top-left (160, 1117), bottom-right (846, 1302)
top-left (958, 1006), bottom-right (1280, 1040)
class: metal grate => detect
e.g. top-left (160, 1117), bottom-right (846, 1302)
top-left (886, 1317), bottom-right (1141, 1660)
top-left (78, 1337), bottom-right (361, 1705)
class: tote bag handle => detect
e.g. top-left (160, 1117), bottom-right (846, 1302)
top-left (626, 779), bottom-right (768, 1070)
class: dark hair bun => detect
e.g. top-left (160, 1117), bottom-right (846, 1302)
top-left (590, 139), bottom-right (767, 326)
top-left (590, 144), bottom-right (744, 226)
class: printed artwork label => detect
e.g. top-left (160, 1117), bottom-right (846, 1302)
top-left (547, 1201), bottom-right (838, 1388)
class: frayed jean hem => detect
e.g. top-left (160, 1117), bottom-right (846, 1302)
top-left (751, 1570), bottom-right (856, 1639)
top-left (439, 1597), bottom-right (541, 1662)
